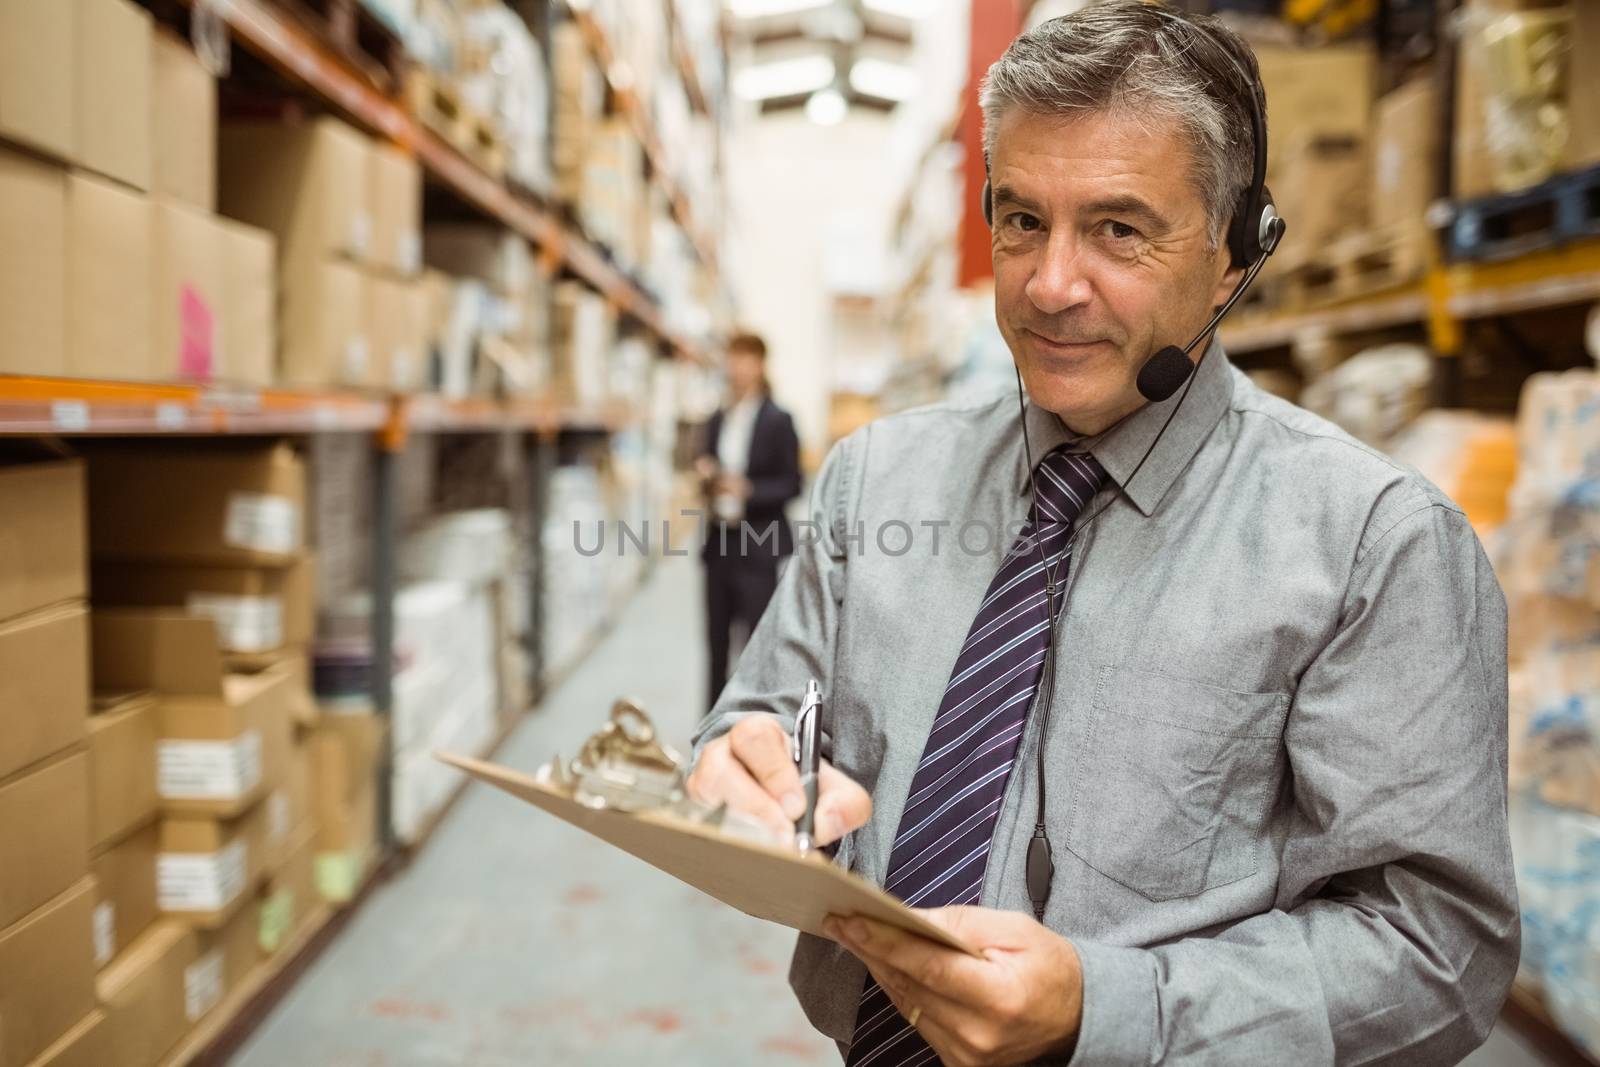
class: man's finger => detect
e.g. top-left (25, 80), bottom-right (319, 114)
top-left (837, 916), bottom-right (993, 1006)
top-left (814, 762), bottom-right (872, 844)
top-left (691, 744), bottom-right (795, 841)
top-left (729, 717), bottom-right (806, 820)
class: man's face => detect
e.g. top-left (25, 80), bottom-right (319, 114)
top-left (727, 349), bottom-right (764, 396)
top-left (989, 107), bottom-right (1243, 435)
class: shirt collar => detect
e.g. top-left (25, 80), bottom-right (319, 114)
top-left (1017, 339), bottom-right (1235, 517)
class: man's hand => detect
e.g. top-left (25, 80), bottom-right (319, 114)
top-left (686, 716), bottom-right (871, 845)
top-left (823, 908), bottom-right (1083, 1067)
top-left (714, 473), bottom-right (753, 500)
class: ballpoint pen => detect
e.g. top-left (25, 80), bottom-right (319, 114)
top-left (791, 679), bottom-right (822, 853)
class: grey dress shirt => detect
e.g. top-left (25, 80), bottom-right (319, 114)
top-left (689, 342), bottom-right (1519, 1066)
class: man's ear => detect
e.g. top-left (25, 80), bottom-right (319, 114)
top-left (1211, 254), bottom-right (1246, 309)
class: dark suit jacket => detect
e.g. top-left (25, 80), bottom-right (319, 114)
top-left (701, 397), bottom-right (802, 560)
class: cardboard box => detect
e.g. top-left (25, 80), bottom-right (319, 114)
top-left (151, 196), bottom-right (224, 382)
top-left (0, 456), bottom-right (85, 621)
top-left (1571, 0), bottom-right (1600, 169)
top-left (86, 443), bottom-right (305, 565)
top-left (1272, 136), bottom-right (1370, 271)
top-left (423, 224), bottom-right (533, 294)
top-left (281, 259), bottom-right (371, 388)
top-left (91, 611), bottom-right (295, 817)
top-left (96, 920), bottom-right (198, 1067)
top-left (22, 1010), bottom-right (110, 1067)
top-left (218, 218), bottom-right (276, 387)
top-left (260, 822), bottom-right (316, 955)
top-left (93, 555), bottom-right (316, 654)
top-left (0, 146), bottom-right (67, 377)
top-left (0, 880), bottom-right (97, 1067)
top-left (262, 734), bottom-right (313, 875)
top-left (196, 891), bottom-right (263, 1000)
top-left (90, 820), bottom-right (157, 969)
top-left (401, 281), bottom-right (432, 391)
top-left (151, 32), bottom-right (215, 211)
top-left (1370, 79), bottom-right (1441, 233)
top-left (0, 751), bottom-right (90, 933)
top-left (369, 141), bottom-right (421, 276)
top-left (66, 171), bottom-right (153, 380)
top-left (75, 0), bottom-right (151, 190)
top-left (0, 604), bottom-right (89, 784)
top-left (0, 0), bottom-right (74, 161)
top-left (158, 801), bottom-right (270, 928)
top-left (87, 693), bottom-right (159, 850)
top-left (369, 274), bottom-right (427, 391)
top-left (311, 713), bottom-right (381, 902)
top-left (218, 117), bottom-right (372, 267)
top-left (1254, 42), bottom-right (1375, 180)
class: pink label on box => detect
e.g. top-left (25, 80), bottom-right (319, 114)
top-left (178, 285), bottom-right (215, 381)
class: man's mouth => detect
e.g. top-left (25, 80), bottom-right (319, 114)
top-left (1025, 330), bottom-right (1105, 351)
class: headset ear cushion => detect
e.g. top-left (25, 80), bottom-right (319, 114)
top-left (982, 179), bottom-right (993, 228)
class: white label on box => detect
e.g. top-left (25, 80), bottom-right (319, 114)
top-left (93, 902), bottom-right (116, 966)
top-left (344, 336), bottom-right (370, 383)
top-left (224, 492), bottom-right (300, 554)
top-left (158, 731), bottom-right (263, 800)
top-left (351, 213), bottom-right (372, 257)
top-left (160, 840), bottom-right (249, 914)
top-left (185, 950), bottom-right (226, 1021)
top-left (268, 789), bottom-right (290, 843)
top-left (399, 232), bottom-right (421, 275)
top-left (185, 594), bottom-right (285, 652)
top-left (391, 348), bottom-right (415, 389)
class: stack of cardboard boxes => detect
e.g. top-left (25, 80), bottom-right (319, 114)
top-left (550, 280), bottom-right (616, 410)
top-left (64, 442), bottom-right (351, 1064)
top-left (0, 452), bottom-right (105, 1065)
top-left (0, 0), bottom-right (277, 386)
top-left (218, 116), bottom-right (428, 392)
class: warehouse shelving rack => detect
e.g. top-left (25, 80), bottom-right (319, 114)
top-left (0, 0), bottom-right (727, 1061)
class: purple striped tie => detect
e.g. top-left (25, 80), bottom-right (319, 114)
top-left (844, 447), bottom-right (1106, 1067)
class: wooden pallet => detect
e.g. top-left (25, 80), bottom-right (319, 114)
top-left (406, 68), bottom-right (508, 178)
top-left (1450, 163), bottom-right (1600, 263)
top-left (265, 0), bottom-right (407, 94)
top-left (1283, 225), bottom-right (1429, 309)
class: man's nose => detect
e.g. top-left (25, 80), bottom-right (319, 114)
top-left (1025, 231), bottom-right (1093, 316)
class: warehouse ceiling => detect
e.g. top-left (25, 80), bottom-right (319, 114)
top-left (728, 0), bottom-right (923, 120)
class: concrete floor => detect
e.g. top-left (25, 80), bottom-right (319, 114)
top-left (235, 557), bottom-right (1563, 1067)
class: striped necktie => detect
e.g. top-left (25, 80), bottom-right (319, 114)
top-left (845, 447), bottom-right (1107, 1067)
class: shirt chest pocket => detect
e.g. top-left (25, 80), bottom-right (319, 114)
top-left (1065, 666), bottom-right (1289, 902)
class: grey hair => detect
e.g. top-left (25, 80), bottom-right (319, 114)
top-left (979, 1), bottom-right (1262, 250)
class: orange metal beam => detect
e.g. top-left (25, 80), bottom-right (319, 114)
top-left (958, 0), bottom-right (1022, 288)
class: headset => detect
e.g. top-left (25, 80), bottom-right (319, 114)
top-left (984, 7), bottom-right (1288, 922)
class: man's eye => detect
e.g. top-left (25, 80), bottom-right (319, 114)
top-left (1009, 213), bottom-right (1042, 233)
top-left (1102, 220), bottom-right (1139, 240)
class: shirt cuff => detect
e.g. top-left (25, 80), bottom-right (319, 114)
top-left (1053, 937), bottom-right (1158, 1067)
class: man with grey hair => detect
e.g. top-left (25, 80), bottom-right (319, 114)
top-left (688, 4), bottom-right (1518, 1064)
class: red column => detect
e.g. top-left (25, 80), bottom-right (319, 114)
top-left (958, 0), bottom-right (1024, 288)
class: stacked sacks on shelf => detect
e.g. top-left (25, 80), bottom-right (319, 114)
top-left (1297, 342), bottom-right (1434, 447)
top-left (1496, 368), bottom-right (1600, 1055)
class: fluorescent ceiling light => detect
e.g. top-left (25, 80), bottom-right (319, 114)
top-left (734, 55), bottom-right (836, 100)
top-left (862, 0), bottom-right (928, 18)
top-left (806, 87), bottom-right (848, 125)
top-left (849, 57), bottom-right (919, 101)
top-left (728, 0), bottom-right (830, 18)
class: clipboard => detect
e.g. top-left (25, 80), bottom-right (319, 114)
top-left (436, 751), bottom-right (982, 957)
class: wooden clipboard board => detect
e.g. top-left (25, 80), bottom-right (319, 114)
top-left (437, 751), bottom-right (981, 957)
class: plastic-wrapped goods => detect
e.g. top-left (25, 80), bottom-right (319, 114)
top-left (1510, 648), bottom-right (1600, 816)
top-left (1457, 5), bottom-right (1574, 196)
top-left (459, 4), bottom-right (550, 193)
top-left (1298, 343), bottom-right (1433, 446)
top-left (1508, 791), bottom-right (1600, 1057)
top-left (1384, 410), bottom-right (1517, 532)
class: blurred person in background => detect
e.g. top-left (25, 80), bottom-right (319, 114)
top-left (696, 331), bottom-right (801, 711)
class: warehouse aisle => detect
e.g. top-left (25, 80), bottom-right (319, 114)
top-left (234, 557), bottom-right (836, 1066)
